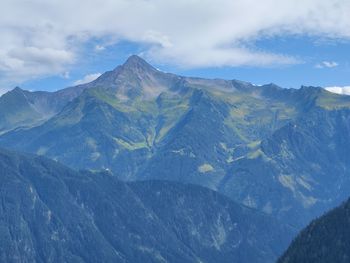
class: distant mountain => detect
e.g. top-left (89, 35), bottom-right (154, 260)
top-left (0, 148), bottom-right (293, 263)
top-left (0, 87), bottom-right (53, 133)
top-left (1, 56), bottom-right (350, 228)
top-left (278, 198), bottom-right (350, 263)
top-left (0, 84), bottom-right (88, 134)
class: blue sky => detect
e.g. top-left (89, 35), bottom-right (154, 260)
top-left (1, 0), bottom-right (350, 94)
top-left (21, 36), bottom-right (350, 92)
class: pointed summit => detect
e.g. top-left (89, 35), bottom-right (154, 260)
top-left (124, 55), bottom-right (147, 65)
top-left (121, 55), bottom-right (156, 72)
top-left (1, 87), bottom-right (26, 99)
top-left (83, 54), bottom-right (176, 100)
top-left (12, 87), bottom-right (24, 93)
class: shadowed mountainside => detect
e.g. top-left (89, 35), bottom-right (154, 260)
top-left (0, 148), bottom-right (294, 263)
top-left (278, 197), bottom-right (350, 263)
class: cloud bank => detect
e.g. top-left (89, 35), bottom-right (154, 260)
top-left (1, 0), bottom-right (350, 85)
top-left (325, 86), bottom-right (350, 95)
top-left (74, 73), bottom-right (102, 85)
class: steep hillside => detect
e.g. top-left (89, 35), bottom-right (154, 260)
top-left (278, 198), bottom-right (350, 263)
top-left (0, 148), bottom-right (293, 263)
top-left (219, 105), bottom-right (350, 227)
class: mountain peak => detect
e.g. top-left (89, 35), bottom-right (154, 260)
top-left (1, 87), bottom-right (25, 98)
top-left (12, 87), bottom-right (24, 93)
top-left (121, 55), bottom-right (156, 72)
top-left (84, 55), bottom-right (172, 100)
top-left (298, 85), bottom-right (325, 97)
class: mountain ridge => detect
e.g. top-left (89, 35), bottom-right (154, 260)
top-left (1, 55), bottom-right (350, 230)
top-left (0, 147), bottom-right (294, 263)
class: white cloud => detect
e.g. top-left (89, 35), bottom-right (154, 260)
top-left (1, 0), bottom-right (350, 86)
top-left (73, 73), bottom-right (102, 85)
top-left (315, 61), bottom-right (339, 68)
top-left (325, 86), bottom-right (350, 95)
top-left (0, 88), bottom-right (10, 97)
top-left (95, 45), bottom-right (106, 51)
top-left (62, 71), bottom-right (70, 79)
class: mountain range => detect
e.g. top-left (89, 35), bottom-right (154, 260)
top-left (1, 55), bottom-right (350, 230)
top-left (1, 55), bottom-right (350, 263)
